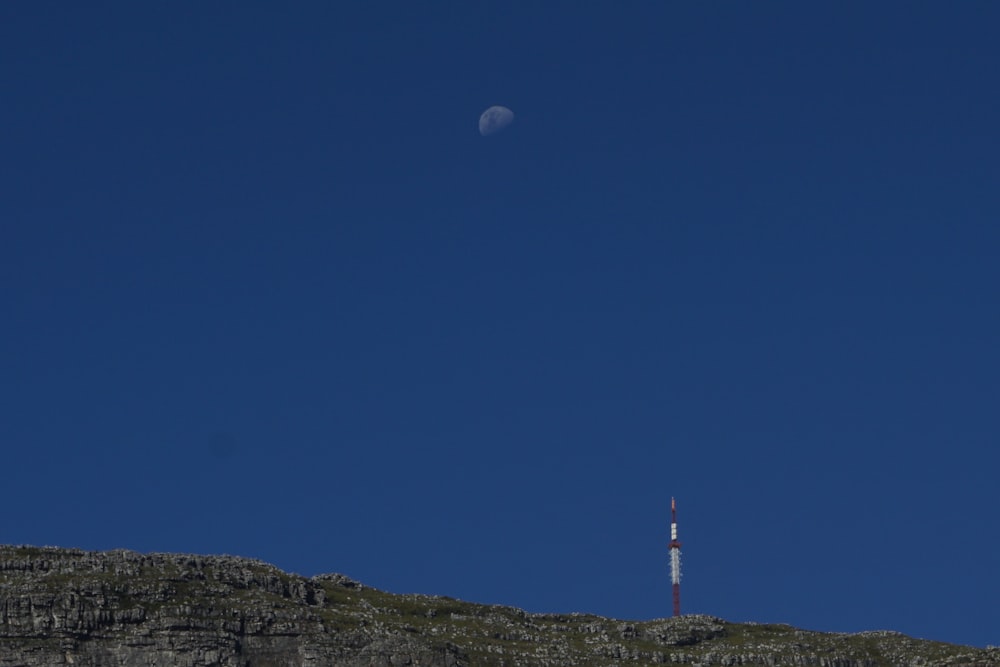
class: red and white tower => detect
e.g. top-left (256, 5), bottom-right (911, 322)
top-left (669, 497), bottom-right (682, 617)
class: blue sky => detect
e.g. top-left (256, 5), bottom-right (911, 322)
top-left (2, 1), bottom-right (998, 649)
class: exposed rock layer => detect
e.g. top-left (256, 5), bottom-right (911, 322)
top-left (0, 546), bottom-right (995, 666)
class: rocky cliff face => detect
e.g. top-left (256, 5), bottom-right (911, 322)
top-left (0, 546), bottom-right (995, 667)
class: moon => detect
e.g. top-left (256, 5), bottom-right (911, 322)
top-left (479, 106), bottom-right (514, 136)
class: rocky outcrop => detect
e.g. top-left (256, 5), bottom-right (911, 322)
top-left (0, 546), bottom-right (459, 666)
top-left (0, 546), bottom-right (996, 667)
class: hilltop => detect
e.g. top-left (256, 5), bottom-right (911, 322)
top-left (0, 545), bottom-right (995, 666)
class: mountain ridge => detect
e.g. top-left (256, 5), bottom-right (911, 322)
top-left (0, 545), bottom-right (995, 666)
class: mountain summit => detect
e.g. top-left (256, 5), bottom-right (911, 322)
top-left (0, 545), bottom-right (994, 666)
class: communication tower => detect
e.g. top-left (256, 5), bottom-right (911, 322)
top-left (669, 497), bottom-right (682, 617)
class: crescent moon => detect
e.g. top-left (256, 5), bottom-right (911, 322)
top-left (479, 106), bottom-right (515, 136)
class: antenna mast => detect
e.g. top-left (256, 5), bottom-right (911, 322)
top-left (669, 497), bottom-right (682, 617)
